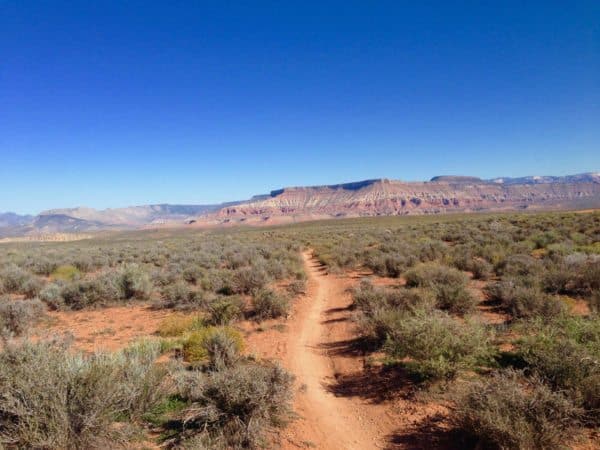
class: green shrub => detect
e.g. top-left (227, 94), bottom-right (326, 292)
top-left (158, 281), bottom-right (205, 310)
top-left (0, 296), bottom-right (45, 336)
top-left (59, 273), bottom-right (122, 309)
top-left (118, 264), bottom-right (152, 299)
top-left (51, 264), bottom-right (81, 281)
top-left (182, 326), bottom-right (244, 367)
top-left (434, 284), bottom-right (478, 315)
top-left (517, 316), bottom-right (600, 424)
top-left (403, 263), bottom-right (476, 314)
top-left (252, 288), bottom-right (290, 320)
top-left (353, 281), bottom-right (436, 317)
top-left (383, 310), bottom-right (494, 380)
top-left (0, 264), bottom-right (40, 295)
top-left (404, 262), bottom-right (468, 288)
top-left (486, 281), bottom-right (565, 320)
top-left (452, 369), bottom-right (581, 449)
top-left (175, 361), bottom-right (293, 448)
top-left (38, 282), bottom-right (66, 310)
top-left (231, 266), bottom-right (269, 294)
top-left (495, 254), bottom-right (542, 278)
top-left (0, 339), bottom-right (167, 449)
top-left (157, 314), bottom-right (204, 337)
top-left (206, 296), bottom-right (244, 325)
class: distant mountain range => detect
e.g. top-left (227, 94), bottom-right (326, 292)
top-left (1, 172), bottom-right (599, 237)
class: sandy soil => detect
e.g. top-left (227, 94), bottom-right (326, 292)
top-left (38, 305), bottom-right (172, 352)
top-left (266, 251), bottom-right (449, 450)
top-left (276, 252), bottom-right (390, 449)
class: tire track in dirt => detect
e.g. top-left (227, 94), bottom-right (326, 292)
top-left (280, 251), bottom-right (396, 450)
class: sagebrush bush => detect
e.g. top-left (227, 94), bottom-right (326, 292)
top-left (590, 292), bottom-right (600, 314)
top-left (404, 262), bottom-right (468, 288)
top-left (206, 296), bottom-right (244, 325)
top-left (0, 296), bottom-right (45, 336)
top-left (353, 281), bottom-right (436, 316)
top-left (366, 254), bottom-right (412, 278)
top-left (118, 264), bottom-right (152, 299)
top-left (175, 361), bottom-right (294, 448)
top-left (158, 281), bottom-right (205, 310)
top-left (486, 281), bottom-right (565, 320)
top-left (252, 288), bottom-right (290, 320)
top-left (542, 255), bottom-right (600, 297)
top-left (231, 266), bottom-right (269, 294)
top-left (51, 264), bottom-right (81, 281)
top-left (59, 272), bottom-right (122, 309)
top-left (202, 327), bottom-right (245, 369)
top-left (451, 254), bottom-right (492, 280)
top-left (0, 264), bottom-right (40, 296)
top-left (403, 263), bottom-right (477, 314)
top-left (157, 314), bottom-right (204, 337)
top-left (182, 326), bottom-right (244, 367)
top-left (383, 310), bottom-right (494, 380)
top-left (517, 316), bottom-right (600, 424)
top-left (452, 369), bottom-right (581, 450)
top-left (21, 276), bottom-right (43, 298)
top-left (38, 282), bottom-right (66, 310)
top-left (182, 265), bottom-right (203, 284)
top-left (0, 339), bottom-right (167, 449)
top-left (495, 254), bottom-right (542, 278)
top-left (434, 283), bottom-right (478, 315)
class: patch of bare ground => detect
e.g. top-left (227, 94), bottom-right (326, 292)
top-left (35, 304), bottom-right (172, 352)
top-left (469, 278), bottom-right (510, 326)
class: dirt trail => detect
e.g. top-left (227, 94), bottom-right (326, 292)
top-left (280, 251), bottom-right (396, 450)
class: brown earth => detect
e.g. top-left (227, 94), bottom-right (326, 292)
top-left (37, 305), bottom-right (172, 352)
top-left (252, 251), bottom-right (449, 450)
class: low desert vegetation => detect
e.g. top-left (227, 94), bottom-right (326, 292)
top-left (173, 360), bottom-right (294, 448)
top-left (0, 329), bottom-right (293, 449)
top-left (0, 338), bottom-right (167, 449)
top-left (0, 229), bottom-right (305, 325)
top-left (352, 282), bottom-right (493, 380)
top-left (303, 211), bottom-right (599, 447)
top-left (451, 369), bottom-right (582, 449)
top-left (516, 315), bottom-right (600, 425)
top-left (0, 295), bottom-right (45, 336)
top-left (251, 288), bottom-right (290, 320)
top-left (0, 210), bottom-right (597, 447)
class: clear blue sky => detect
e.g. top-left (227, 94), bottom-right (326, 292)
top-left (1, 1), bottom-right (599, 214)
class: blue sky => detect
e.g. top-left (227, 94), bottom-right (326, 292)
top-left (1, 1), bottom-right (599, 214)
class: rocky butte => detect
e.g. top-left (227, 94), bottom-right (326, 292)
top-left (1, 173), bottom-right (599, 236)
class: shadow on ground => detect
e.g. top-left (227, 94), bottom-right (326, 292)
top-left (325, 364), bottom-right (419, 403)
top-left (385, 414), bottom-right (472, 450)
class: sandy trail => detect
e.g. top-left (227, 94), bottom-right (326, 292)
top-left (280, 251), bottom-right (395, 450)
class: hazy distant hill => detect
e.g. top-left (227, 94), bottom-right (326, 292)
top-left (0, 212), bottom-right (33, 228)
top-left (39, 204), bottom-right (229, 226)
top-left (1, 172), bottom-right (598, 236)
